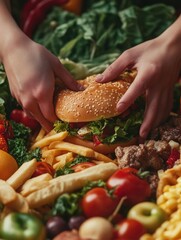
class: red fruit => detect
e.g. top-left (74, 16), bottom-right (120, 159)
top-left (0, 120), bottom-right (14, 139)
top-left (166, 148), bottom-right (180, 168)
top-left (10, 109), bottom-right (40, 132)
top-left (0, 134), bottom-right (8, 152)
top-left (0, 124), bottom-right (5, 134)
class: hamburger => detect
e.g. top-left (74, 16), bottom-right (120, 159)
top-left (54, 70), bottom-right (144, 155)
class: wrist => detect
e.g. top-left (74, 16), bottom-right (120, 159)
top-left (160, 15), bottom-right (181, 68)
top-left (0, 1), bottom-right (25, 62)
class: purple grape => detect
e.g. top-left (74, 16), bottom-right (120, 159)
top-left (46, 216), bottom-right (68, 238)
top-left (68, 215), bottom-right (86, 230)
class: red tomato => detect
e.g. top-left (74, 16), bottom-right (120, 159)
top-left (10, 109), bottom-right (40, 131)
top-left (71, 162), bottom-right (96, 172)
top-left (81, 187), bottom-right (118, 218)
top-left (119, 167), bottom-right (138, 175)
top-left (114, 219), bottom-right (146, 240)
top-left (107, 169), bottom-right (151, 206)
top-left (32, 162), bottom-right (55, 178)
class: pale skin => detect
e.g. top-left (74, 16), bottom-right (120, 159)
top-left (0, 0), bottom-right (82, 132)
top-left (96, 15), bottom-right (181, 140)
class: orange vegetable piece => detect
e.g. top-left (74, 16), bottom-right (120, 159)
top-left (0, 150), bottom-right (18, 180)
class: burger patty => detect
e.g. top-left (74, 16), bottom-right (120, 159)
top-left (150, 115), bottom-right (181, 143)
top-left (115, 140), bottom-right (171, 171)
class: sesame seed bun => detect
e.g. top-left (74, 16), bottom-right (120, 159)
top-left (54, 70), bottom-right (138, 154)
top-left (55, 72), bottom-right (135, 122)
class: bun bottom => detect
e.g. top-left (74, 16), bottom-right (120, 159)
top-left (65, 136), bottom-right (138, 155)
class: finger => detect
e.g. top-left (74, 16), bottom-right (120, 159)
top-left (96, 50), bottom-right (135, 83)
top-left (51, 55), bottom-right (83, 91)
top-left (38, 91), bottom-right (57, 123)
top-left (31, 106), bottom-right (53, 133)
top-left (116, 68), bottom-right (151, 113)
top-left (139, 90), bottom-right (161, 140)
top-left (22, 97), bottom-right (53, 132)
top-left (152, 88), bottom-right (173, 128)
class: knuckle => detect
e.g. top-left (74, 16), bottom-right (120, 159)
top-left (121, 49), bottom-right (132, 60)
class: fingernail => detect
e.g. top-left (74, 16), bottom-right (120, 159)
top-left (96, 74), bottom-right (103, 82)
top-left (116, 102), bottom-right (126, 111)
top-left (78, 85), bottom-right (85, 91)
top-left (139, 129), bottom-right (147, 140)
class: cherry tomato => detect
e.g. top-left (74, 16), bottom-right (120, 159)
top-left (114, 219), bottom-right (146, 240)
top-left (119, 167), bottom-right (138, 175)
top-left (71, 162), bottom-right (96, 172)
top-left (107, 169), bottom-right (151, 206)
top-left (32, 162), bottom-right (55, 178)
top-left (81, 187), bottom-right (118, 218)
top-left (10, 109), bottom-right (40, 131)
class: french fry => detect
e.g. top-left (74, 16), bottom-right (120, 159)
top-left (50, 141), bottom-right (113, 163)
top-left (34, 128), bottom-right (46, 142)
top-left (31, 131), bottom-right (68, 149)
top-left (42, 149), bottom-right (64, 165)
top-left (53, 152), bottom-right (74, 170)
top-left (49, 141), bottom-right (97, 158)
top-left (21, 181), bottom-right (51, 197)
top-left (19, 173), bottom-right (52, 197)
top-left (26, 162), bottom-right (118, 208)
top-left (45, 129), bottom-right (58, 137)
top-left (6, 158), bottom-right (37, 190)
top-left (42, 149), bottom-right (64, 159)
top-left (0, 180), bottom-right (17, 204)
top-left (93, 151), bottom-right (114, 163)
top-left (6, 193), bottom-right (29, 213)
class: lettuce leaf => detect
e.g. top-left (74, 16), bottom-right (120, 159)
top-left (33, 2), bottom-right (175, 76)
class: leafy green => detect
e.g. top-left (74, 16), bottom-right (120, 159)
top-left (54, 120), bottom-right (77, 135)
top-left (51, 193), bottom-right (81, 219)
top-left (55, 155), bottom-right (90, 177)
top-left (54, 102), bottom-right (144, 144)
top-left (33, 2), bottom-right (175, 76)
top-left (60, 58), bottom-right (88, 80)
top-left (8, 121), bottom-right (41, 166)
top-left (10, 121), bottom-right (31, 141)
top-left (51, 180), bottom-right (106, 219)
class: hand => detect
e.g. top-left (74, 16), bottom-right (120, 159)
top-left (2, 34), bottom-right (81, 132)
top-left (96, 30), bottom-right (181, 140)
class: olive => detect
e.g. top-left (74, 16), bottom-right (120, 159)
top-left (68, 215), bottom-right (86, 230)
top-left (46, 216), bottom-right (68, 238)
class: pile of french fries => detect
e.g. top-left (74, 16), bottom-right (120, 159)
top-left (0, 128), bottom-right (118, 217)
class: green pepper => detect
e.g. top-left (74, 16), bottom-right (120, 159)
top-left (0, 212), bottom-right (46, 240)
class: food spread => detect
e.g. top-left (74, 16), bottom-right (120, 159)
top-left (0, 1), bottom-right (181, 239)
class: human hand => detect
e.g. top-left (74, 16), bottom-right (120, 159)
top-left (96, 33), bottom-right (181, 140)
top-left (2, 33), bottom-right (82, 132)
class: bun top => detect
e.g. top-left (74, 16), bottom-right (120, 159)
top-left (55, 71), bottom-right (136, 122)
